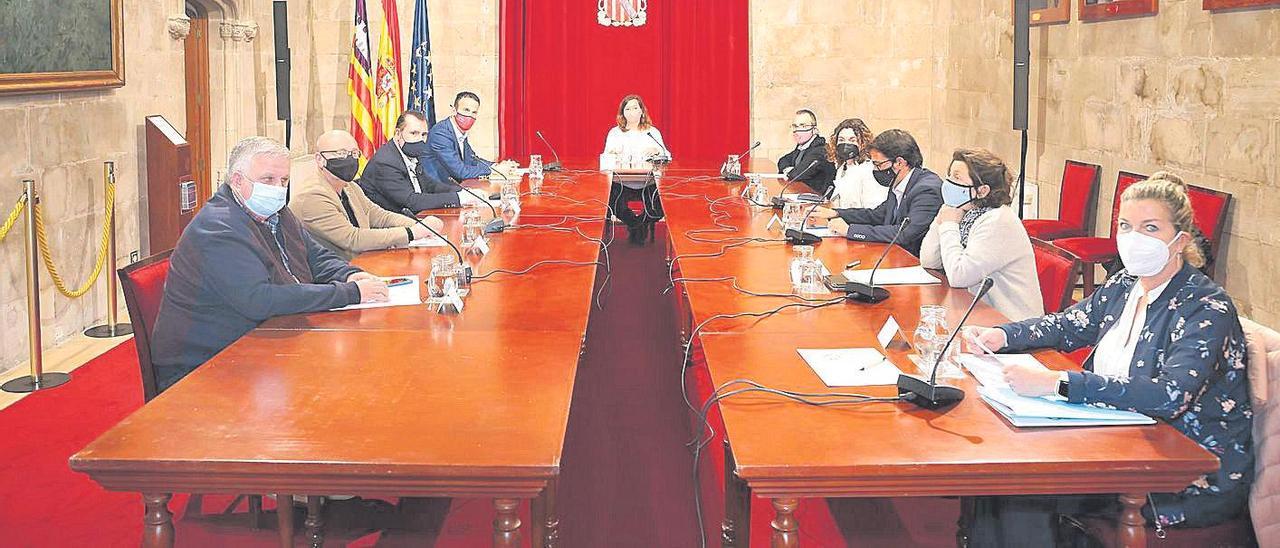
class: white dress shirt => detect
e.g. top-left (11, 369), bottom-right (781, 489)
top-left (396, 142), bottom-right (422, 193)
top-left (1091, 279), bottom-right (1172, 378)
top-left (832, 160), bottom-right (888, 209)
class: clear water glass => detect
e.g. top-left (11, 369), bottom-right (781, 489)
top-left (790, 245), bottom-right (815, 292)
top-left (461, 204), bottom-right (483, 245)
top-left (528, 154), bottom-right (544, 194)
top-left (453, 262), bottom-right (471, 298)
top-left (783, 201), bottom-right (805, 231)
top-left (913, 305), bottom-right (953, 373)
top-left (500, 180), bottom-right (520, 213)
top-left (427, 254), bottom-right (458, 300)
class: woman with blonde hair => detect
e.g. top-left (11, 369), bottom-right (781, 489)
top-left (920, 148), bottom-right (1042, 321)
top-left (962, 172), bottom-right (1253, 545)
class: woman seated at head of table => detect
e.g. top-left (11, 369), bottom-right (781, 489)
top-left (919, 148), bottom-right (1042, 322)
top-left (961, 172), bottom-right (1253, 545)
top-left (603, 93), bottom-right (669, 243)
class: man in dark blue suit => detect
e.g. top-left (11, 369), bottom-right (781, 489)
top-left (420, 91), bottom-right (518, 185)
top-left (358, 111), bottom-right (485, 215)
top-left (817, 129), bottom-right (943, 256)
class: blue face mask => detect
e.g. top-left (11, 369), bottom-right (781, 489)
top-left (941, 178), bottom-right (977, 208)
top-left (238, 177), bottom-right (288, 218)
top-left (401, 140), bottom-right (430, 158)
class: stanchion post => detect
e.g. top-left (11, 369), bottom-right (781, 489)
top-left (86, 162), bottom-right (133, 338)
top-left (2, 180), bottom-right (71, 393)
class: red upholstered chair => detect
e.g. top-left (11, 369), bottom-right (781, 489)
top-left (1185, 184), bottom-right (1232, 280)
top-left (1053, 171), bottom-right (1148, 296)
top-left (118, 250), bottom-right (173, 402)
top-left (1024, 160), bottom-right (1102, 241)
top-left (118, 252), bottom-right (266, 528)
top-left (1031, 238), bottom-right (1081, 314)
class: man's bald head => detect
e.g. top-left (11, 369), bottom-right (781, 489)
top-left (317, 130), bottom-right (358, 152)
top-left (314, 130), bottom-right (362, 188)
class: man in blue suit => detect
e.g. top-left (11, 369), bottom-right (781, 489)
top-left (420, 91), bottom-right (518, 185)
top-left (815, 129), bottom-right (943, 256)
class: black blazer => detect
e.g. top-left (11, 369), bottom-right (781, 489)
top-left (834, 167), bottom-right (943, 256)
top-left (777, 135), bottom-right (836, 196)
top-left (357, 141), bottom-right (463, 214)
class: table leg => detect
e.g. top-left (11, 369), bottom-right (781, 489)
top-left (305, 496), bottom-right (324, 548)
top-left (770, 498), bottom-right (800, 548)
top-left (493, 498), bottom-right (522, 547)
top-left (722, 440), bottom-right (750, 548)
top-left (532, 481), bottom-right (559, 548)
top-left (1118, 493), bottom-right (1147, 548)
top-left (276, 494), bottom-right (294, 548)
top-left (249, 495), bottom-right (264, 529)
top-left (142, 493), bottom-right (174, 548)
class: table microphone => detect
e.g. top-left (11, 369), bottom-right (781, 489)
top-left (771, 159), bottom-right (820, 209)
top-left (844, 217), bottom-right (910, 303)
top-left (784, 185), bottom-right (835, 245)
top-left (403, 209), bottom-right (471, 282)
top-left (897, 277), bottom-right (994, 409)
top-left (721, 141), bottom-right (761, 181)
top-left (534, 130), bottom-right (563, 171)
top-left (469, 170), bottom-right (507, 233)
top-left (646, 132), bottom-right (672, 164)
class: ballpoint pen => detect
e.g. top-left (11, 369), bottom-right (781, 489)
top-left (845, 260), bottom-right (861, 269)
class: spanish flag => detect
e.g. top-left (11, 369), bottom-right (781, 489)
top-left (348, 0), bottom-right (378, 163)
top-left (373, 0), bottom-right (404, 147)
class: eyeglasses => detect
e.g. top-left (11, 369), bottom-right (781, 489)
top-left (319, 150), bottom-right (360, 160)
top-left (790, 124), bottom-right (816, 132)
top-left (871, 158), bottom-right (896, 169)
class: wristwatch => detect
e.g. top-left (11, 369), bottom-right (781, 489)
top-left (1057, 371), bottom-right (1071, 398)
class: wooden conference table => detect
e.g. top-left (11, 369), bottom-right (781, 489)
top-left (658, 165), bottom-right (1218, 548)
top-left (70, 162), bottom-right (1216, 548)
top-left (70, 172), bottom-right (612, 548)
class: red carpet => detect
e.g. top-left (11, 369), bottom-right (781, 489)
top-left (1, 229), bottom-right (962, 547)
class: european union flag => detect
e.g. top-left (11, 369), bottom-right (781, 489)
top-left (407, 0), bottom-right (436, 126)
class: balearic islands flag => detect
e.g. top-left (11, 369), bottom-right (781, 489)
top-left (348, 0), bottom-right (378, 163)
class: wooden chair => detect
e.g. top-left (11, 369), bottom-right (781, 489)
top-left (1052, 171), bottom-right (1148, 296)
top-left (1023, 160), bottom-right (1102, 241)
top-left (1185, 184), bottom-right (1232, 280)
top-left (1031, 238), bottom-right (1082, 315)
top-left (118, 251), bottom-right (266, 529)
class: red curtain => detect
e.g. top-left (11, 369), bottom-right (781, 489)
top-left (500, 1), bottom-right (750, 167)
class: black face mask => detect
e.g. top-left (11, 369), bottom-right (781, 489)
top-left (835, 143), bottom-right (859, 162)
top-left (873, 163), bottom-right (898, 187)
top-left (401, 140), bottom-right (430, 158)
top-left (325, 157), bottom-right (360, 182)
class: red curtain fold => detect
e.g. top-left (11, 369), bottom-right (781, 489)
top-left (500, 1), bottom-right (750, 167)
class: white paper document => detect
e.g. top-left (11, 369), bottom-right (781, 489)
top-left (978, 385), bottom-right (1156, 427)
top-left (797, 348), bottom-right (902, 386)
top-left (331, 275), bottom-right (423, 311)
top-left (958, 353), bottom-right (1048, 389)
top-left (843, 266), bottom-right (941, 286)
top-left (748, 172), bottom-right (786, 180)
top-left (802, 225), bottom-right (839, 238)
top-left (408, 237), bottom-right (448, 248)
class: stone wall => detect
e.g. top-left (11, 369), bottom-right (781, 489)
top-left (934, 0), bottom-right (1280, 325)
top-left (749, 0), bottom-right (945, 164)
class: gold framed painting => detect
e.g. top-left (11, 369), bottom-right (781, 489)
top-left (0, 0), bottom-right (126, 95)
top-left (1080, 0), bottom-right (1158, 21)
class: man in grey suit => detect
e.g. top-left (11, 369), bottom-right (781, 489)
top-left (816, 129), bottom-right (943, 256)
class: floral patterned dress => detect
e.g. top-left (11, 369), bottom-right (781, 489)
top-left (998, 262), bottom-right (1254, 527)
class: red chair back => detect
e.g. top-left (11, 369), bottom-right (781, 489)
top-left (1032, 238), bottom-right (1081, 314)
top-left (1106, 171), bottom-right (1148, 238)
top-left (1186, 183), bottom-right (1231, 264)
top-left (118, 251), bottom-right (173, 402)
top-left (1057, 160), bottom-right (1102, 237)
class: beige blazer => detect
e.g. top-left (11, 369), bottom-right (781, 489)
top-left (289, 176), bottom-right (416, 261)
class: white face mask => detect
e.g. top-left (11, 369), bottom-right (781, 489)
top-left (1116, 230), bottom-right (1183, 277)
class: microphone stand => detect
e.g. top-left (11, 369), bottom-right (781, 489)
top-left (721, 141), bottom-right (761, 181)
top-left (771, 159), bottom-right (820, 209)
top-left (404, 210), bottom-right (471, 283)
top-left (897, 278), bottom-right (994, 409)
top-left (844, 217), bottom-right (911, 303)
top-left (784, 186), bottom-right (835, 245)
top-left (535, 130), bottom-right (564, 171)
top-left (468, 170), bottom-right (507, 234)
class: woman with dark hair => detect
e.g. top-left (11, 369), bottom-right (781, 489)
top-left (920, 148), bottom-right (1043, 321)
top-left (603, 94), bottom-right (669, 243)
top-left (826, 118), bottom-right (885, 209)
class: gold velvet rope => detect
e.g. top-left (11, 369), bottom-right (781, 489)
top-left (31, 180), bottom-right (117, 298)
top-left (0, 193), bottom-right (25, 241)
